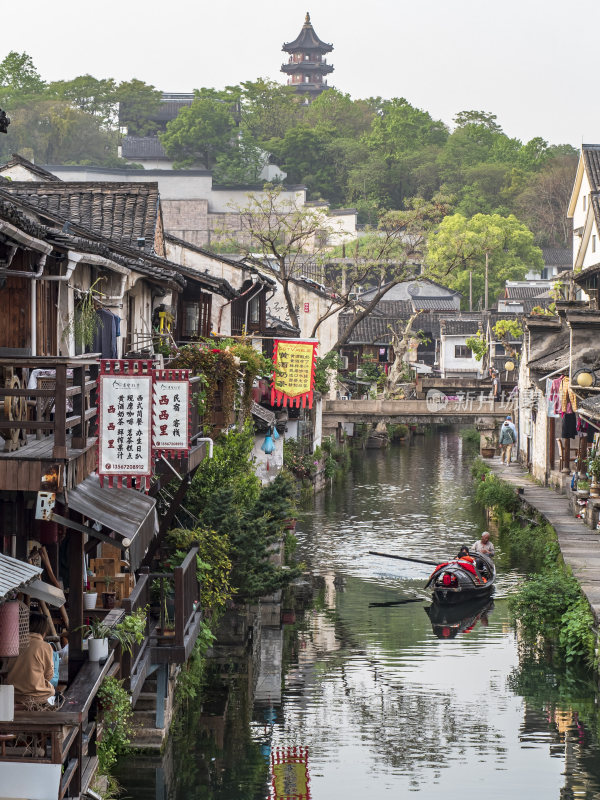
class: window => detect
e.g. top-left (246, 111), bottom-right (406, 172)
top-left (495, 344), bottom-right (506, 355)
top-left (455, 345), bottom-right (473, 359)
top-left (593, 234), bottom-right (597, 253)
top-left (584, 195), bottom-right (587, 211)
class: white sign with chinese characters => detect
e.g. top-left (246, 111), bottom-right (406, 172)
top-left (99, 375), bottom-right (153, 479)
top-left (153, 377), bottom-right (190, 452)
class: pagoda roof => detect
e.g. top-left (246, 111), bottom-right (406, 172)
top-left (282, 12), bottom-right (333, 53)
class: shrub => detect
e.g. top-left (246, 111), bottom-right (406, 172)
top-left (96, 677), bottom-right (133, 773)
top-left (509, 567), bottom-right (581, 639)
top-left (475, 474), bottom-right (520, 513)
top-left (559, 597), bottom-right (597, 669)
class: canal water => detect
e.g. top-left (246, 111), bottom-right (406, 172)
top-left (118, 430), bottom-right (600, 799)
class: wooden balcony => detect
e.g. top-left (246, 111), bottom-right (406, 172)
top-left (0, 355), bottom-right (99, 492)
top-left (0, 649), bottom-right (117, 800)
top-left (122, 547), bottom-right (202, 704)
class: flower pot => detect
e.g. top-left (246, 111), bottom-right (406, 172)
top-left (83, 592), bottom-right (98, 610)
top-left (88, 637), bottom-right (109, 662)
top-left (102, 591), bottom-right (116, 609)
top-left (481, 447), bottom-right (496, 459)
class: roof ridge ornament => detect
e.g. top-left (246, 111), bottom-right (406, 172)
top-left (305, 11), bottom-right (311, 25)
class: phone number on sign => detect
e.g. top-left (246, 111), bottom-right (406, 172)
top-left (103, 463), bottom-right (149, 471)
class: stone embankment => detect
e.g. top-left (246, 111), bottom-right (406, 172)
top-left (489, 459), bottom-right (600, 624)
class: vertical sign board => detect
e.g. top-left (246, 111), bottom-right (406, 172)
top-left (271, 339), bottom-right (318, 409)
top-left (153, 369), bottom-right (191, 459)
top-left (271, 746), bottom-right (310, 800)
top-left (98, 360), bottom-right (153, 489)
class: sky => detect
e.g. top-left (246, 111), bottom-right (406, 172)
top-left (4, 0), bottom-right (597, 147)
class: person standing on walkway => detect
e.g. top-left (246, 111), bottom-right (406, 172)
top-left (505, 415), bottom-right (517, 440)
top-left (499, 419), bottom-right (516, 463)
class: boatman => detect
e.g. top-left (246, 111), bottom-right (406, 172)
top-left (472, 531), bottom-right (495, 557)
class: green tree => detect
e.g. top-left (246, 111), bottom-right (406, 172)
top-left (49, 74), bottom-right (117, 126)
top-left (160, 92), bottom-right (236, 168)
top-left (0, 51), bottom-right (46, 103)
top-left (116, 78), bottom-right (162, 136)
top-left (427, 212), bottom-right (543, 309)
top-left (365, 97), bottom-right (448, 158)
top-left (238, 78), bottom-right (300, 141)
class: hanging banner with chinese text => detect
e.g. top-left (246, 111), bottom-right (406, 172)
top-left (153, 370), bottom-right (191, 458)
top-left (98, 360), bottom-right (153, 489)
top-left (271, 339), bottom-right (318, 409)
top-left (271, 746), bottom-right (310, 800)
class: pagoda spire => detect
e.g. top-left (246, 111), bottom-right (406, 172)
top-left (281, 13), bottom-right (334, 102)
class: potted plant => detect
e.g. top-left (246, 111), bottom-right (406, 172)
top-left (102, 576), bottom-right (116, 609)
top-left (83, 589), bottom-right (98, 610)
top-left (80, 608), bottom-right (147, 661)
top-left (80, 617), bottom-right (111, 662)
top-left (481, 435), bottom-right (496, 459)
top-left (577, 479), bottom-right (590, 498)
top-left (588, 453), bottom-right (600, 497)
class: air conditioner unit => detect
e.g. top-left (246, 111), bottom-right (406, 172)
top-left (340, 356), bottom-right (349, 370)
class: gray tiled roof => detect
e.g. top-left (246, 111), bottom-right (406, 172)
top-left (505, 285), bottom-right (550, 299)
top-left (541, 247), bottom-right (572, 268)
top-left (583, 145), bottom-right (600, 191)
top-left (122, 137), bottom-right (168, 160)
top-left (441, 319), bottom-right (481, 336)
top-left (0, 153), bottom-right (61, 182)
top-left (2, 182), bottom-right (160, 252)
top-left (0, 553), bottom-right (43, 602)
top-left (283, 14), bottom-right (333, 52)
top-left (412, 296), bottom-right (458, 310)
top-left (338, 314), bottom-right (396, 345)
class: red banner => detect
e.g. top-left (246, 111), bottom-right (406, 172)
top-left (271, 746), bottom-right (310, 800)
top-left (271, 340), bottom-right (318, 409)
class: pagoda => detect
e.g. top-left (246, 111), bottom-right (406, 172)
top-left (281, 12), bottom-right (334, 101)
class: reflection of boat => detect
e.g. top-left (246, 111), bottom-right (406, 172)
top-left (426, 598), bottom-right (494, 639)
top-left (424, 553), bottom-right (495, 605)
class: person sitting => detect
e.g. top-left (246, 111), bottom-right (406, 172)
top-left (472, 531), bottom-right (495, 557)
top-left (456, 546), bottom-right (475, 563)
top-left (5, 613), bottom-right (55, 706)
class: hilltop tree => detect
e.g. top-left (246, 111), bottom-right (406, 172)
top-left (426, 212), bottom-right (543, 309)
top-left (0, 51), bottom-right (45, 103)
top-left (160, 91), bottom-right (236, 169)
top-left (116, 78), bottom-right (162, 136)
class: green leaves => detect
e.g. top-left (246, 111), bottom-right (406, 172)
top-left (427, 212), bottom-right (543, 308)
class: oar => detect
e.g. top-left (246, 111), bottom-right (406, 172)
top-left (369, 598), bottom-right (425, 608)
top-left (368, 550), bottom-right (440, 567)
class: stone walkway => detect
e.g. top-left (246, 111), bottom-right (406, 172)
top-left (489, 458), bottom-right (600, 624)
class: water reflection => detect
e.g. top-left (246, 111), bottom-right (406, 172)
top-left (425, 598), bottom-right (494, 639)
top-left (116, 432), bottom-right (600, 800)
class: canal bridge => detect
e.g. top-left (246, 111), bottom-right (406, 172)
top-left (322, 398), bottom-right (514, 428)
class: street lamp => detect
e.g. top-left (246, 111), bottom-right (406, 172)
top-left (504, 360), bottom-right (515, 372)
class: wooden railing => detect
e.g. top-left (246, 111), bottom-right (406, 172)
top-left (120, 572), bottom-right (151, 702)
top-left (174, 546), bottom-right (200, 648)
top-left (0, 355), bottom-right (99, 457)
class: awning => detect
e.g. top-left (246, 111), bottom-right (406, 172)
top-left (63, 474), bottom-right (158, 570)
top-left (24, 579), bottom-right (66, 608)
top-left (0, 553), bottom-right (43, 602)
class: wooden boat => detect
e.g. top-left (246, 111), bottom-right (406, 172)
top-left (424, 553), bottom-right (495, 605)
top-left (425, 597), bottom-right (494, 638)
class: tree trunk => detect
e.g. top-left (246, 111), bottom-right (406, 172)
top-left (386, 312), bottom-right (420, 393)
top-left (282, 279), bottom-right (299, 330)
top-left (333, 280), bottom-right (404, 350)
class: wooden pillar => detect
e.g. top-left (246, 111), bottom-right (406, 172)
top-left (68, 528), bottom-right (85, 684)
top-left (53, 363), bottom-right (67, 459)
top-left (71, 365), bottom-right (86, 450)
